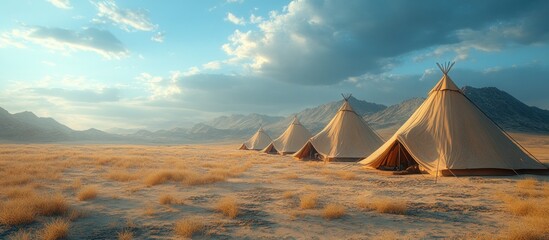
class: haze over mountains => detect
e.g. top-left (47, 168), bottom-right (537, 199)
top-left (1, 86), bottom-right (548, 143)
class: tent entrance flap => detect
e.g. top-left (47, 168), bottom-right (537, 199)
top-left (377, 141), bottom-right (418, 171)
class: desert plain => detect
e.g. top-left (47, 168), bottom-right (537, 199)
top-left (0, 132), bottom-right (548, 240)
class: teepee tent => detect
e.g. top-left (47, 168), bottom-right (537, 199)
top-left (262, 116), bottom-right (312, 155)
top-left (293, 95), bottom-right (384, 162)
top-left (360, 62), bottom-right (548, 176)
top-left (239, 127), bottom-right (272, 150)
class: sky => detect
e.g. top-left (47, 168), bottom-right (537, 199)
top-left (1, 0), bottom-right (548, 131)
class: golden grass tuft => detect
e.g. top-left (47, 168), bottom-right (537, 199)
top-left (71, 178), bottom-right (82, 190)
top-left (0, 199), bottom-right (36, 225)
top-left (8, 230), bottom-right (32, 240)
top-left (516, 178), bottom-right (538, 189)
top-left (282, 191), bottom-right (295, 199)
top-left (174, 218), bottom-right (204, 238)
top-left (118, 230), bottom-right (133, 240)
top-left (159, 194), bottom-right (175, 205)
top-left (215, 196), bottom-right (239, 218)
top-left (144, 170), bottom-right (189, 186)
top-left (336, 171), bottom-right (357, 180)
top-left (322, 203), bottom-right (345, 219)
top-left (360, 197), bottom-right (407, 215)
top-left (106, 170), bottom-right (140, 182)
top-left (5, 186), bottom-right (37, 199)
top-left (40, 219), bottom-right (70, 240)
top-left (299, 193), bottom-right (318, 209)
top-left (77, 186), bottom-right (98, 201)
top-left (35, 194), bottom-right (69, 216)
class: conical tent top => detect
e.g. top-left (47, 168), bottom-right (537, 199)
top-left (291, 115), bottom-right (301, 125)
top-left (338, 99), bottom-right (355, 112)
top-left (429, 62), bottom-right (460, 94)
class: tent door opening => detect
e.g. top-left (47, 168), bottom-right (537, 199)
top-left (377, 141), bottom-right (418, 171)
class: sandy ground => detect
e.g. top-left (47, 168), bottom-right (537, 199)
top-left (0, 133), bottom-right (548, 239)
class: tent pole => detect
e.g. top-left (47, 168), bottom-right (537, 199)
top-left (397, 143), bottom-right (401, 171)
top-left (435, 155), bottom-right (441, 184)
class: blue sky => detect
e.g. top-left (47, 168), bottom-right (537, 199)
top-left (1, 0), bottom-right (548, 130)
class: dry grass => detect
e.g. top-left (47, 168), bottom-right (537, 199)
top-left (8, 230), bottom-right (32, 240)
top-left (118, 230), bottom-right (133, 240)
top-left (71, 178), bottom-right (82, 190)
top-left (0, 199), bottom-right (36, 225)
top-left (282, 191), bottom-right (295, 199)
top-left (516, 178), bottom-right (539, 189)
top-left (215, 196), bottom-right (239, 218)
top-left (299, 193), bottom-right (318, 209)
top-left (174, 218), bottom-right (204, 238)
top-left (280, 173), bottom-right (299, 179)
top-left (360, 197), bottom-right (407, 215)
top-left (336, 171), bottom-right (357, 180)
top-left (494, 178), bottom-right (549, 240)
top-left (77, 186), bottom-right (98, 201)
top-left (143, 204), bottom-right (155, 216)
top-left (323, 203), bottom-right (345, 219)
top-left (159, 194), bottom-right (175, 205)
top-left (35, 194), bottom-right (69, 216)
top-left (40, 219), bottom-right (70, 240)
top-left (106, 170), bottom-right (140, 182)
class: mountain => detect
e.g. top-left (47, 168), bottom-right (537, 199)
top-left (0, 107), bottom-right (121, 142)
top-left (265, 96), bottom-right (387, 135)
top-left (463, 86), bottom-right (549, 133)
top-left (205, 113), bottom-right (284, 130)
top-left (364, 97), bottom-right (424, 130)
top-left (1, 86), bottom-right (547, 143)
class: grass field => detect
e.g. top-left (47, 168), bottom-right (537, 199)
top-left (0, 133), bottom-right (548, 239)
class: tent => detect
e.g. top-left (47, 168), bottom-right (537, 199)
top-left (360, 62), bottom-right (548, 176)
top-left (293, 95), bottom-right (384, 162)
top-left (239, 127), bottom-right (272, 150)
top-left (262, 116), bottom-right (312, 155)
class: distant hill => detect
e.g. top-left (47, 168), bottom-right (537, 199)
top-left (0, 107), bottom-right (121, 142)
top-left (1, 86), bottom-right (547, 143)
top-left (463, 86), bottom-right (549, 133)
top-left (364, 97), bottom-right (424, 130)
top-left (266, 96), bottom-right (387, 135)
top-left (205, 113), bottom-right (284, 130)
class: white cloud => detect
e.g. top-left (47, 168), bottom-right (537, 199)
top-left (94, 0), bottom-right (156, 32)
top-left (226, 0), bottom-right (244, 3)
top-left (136, 72), bottom-right (181, 100)
top-left (151, 31), bottom-right (165, 43)
top-left (46, 0), bottom-right (72, 9)
top-left (226, 12), bottom-right (245, 25)
top-left (202, 61), bottom-right (221, 70)
top-left (1, 26), bottom-right (128, 59)
top-left (250, 14), bottom-right (263, 24)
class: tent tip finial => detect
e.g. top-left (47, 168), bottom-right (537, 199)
top-left (436, 61), bottom-right (456, 75)
top-left (341, 93), bottom-right (352, 101)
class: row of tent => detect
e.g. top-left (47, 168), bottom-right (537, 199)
top-left (239, 63), bottom-right (548, 176)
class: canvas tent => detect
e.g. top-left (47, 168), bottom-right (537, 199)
top-left (262, 116), bottom-right (312, 155)
top-left (239, 127), bottom-right (272, 150)
top-left (293, 95), bottom-right (384, 162)
top-left (360, 62), bottom-right (548, 176)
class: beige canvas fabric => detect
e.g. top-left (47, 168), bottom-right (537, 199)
top-left (262, 117), bottom-right (312, 155)
top-left (360, 64), bottom-right (547, 175)
top-left (293, 99), bottom-right (384, 161)
top-left (239, 127), bottom-right (272, 150)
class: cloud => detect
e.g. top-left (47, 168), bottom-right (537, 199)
top-left (30, 87), bottom-right (120, 102)
top-left (151, 31), bottom-right (165, 42)
top-left (136, 72), bottom-right (181, 100)
top-left (226, 12), bottom-right (245, 25)
top-left (250, 14), bottom-right (263, 24)
top-left (222, 0), bottom-right (549, 85)
top-left (94, 0), bottom-right (156, 32)
top-left (46, 0), bottom-right (72, 9)
top-left (2, 26), bottom-right (128, 59)
top-left (226, 0), bottom-right (244, 3)
top-left (202, 61), bottom-right (221, 70)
